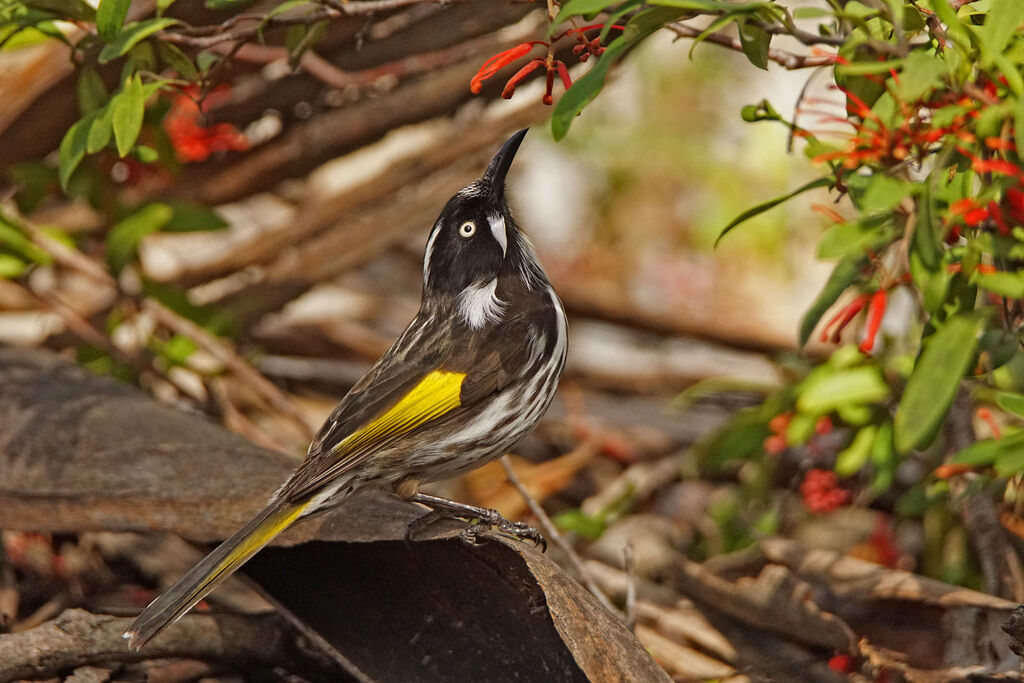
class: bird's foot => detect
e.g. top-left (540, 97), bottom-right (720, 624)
top-left (410, 492), bottom-right (546, 551)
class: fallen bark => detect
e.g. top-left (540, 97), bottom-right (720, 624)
top-left (0, 346), bottom-right (669, 681)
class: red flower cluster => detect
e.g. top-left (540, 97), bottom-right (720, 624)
top-left (469, 25), bottom-right (621, 105)
top-left (800, 468), bottom-right (850, 514)
top-left (164, 87), bottom-right (249, 163)
top-left (763, 411), bottom-right (792, 454)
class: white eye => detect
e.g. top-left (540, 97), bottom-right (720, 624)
top-left (459, 221), bottom-right (476, 238)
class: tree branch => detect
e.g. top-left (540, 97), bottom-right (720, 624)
top-left (666, 23), bottom-right (836, 70)
top-left (0, 608), bottom-right (336, 680)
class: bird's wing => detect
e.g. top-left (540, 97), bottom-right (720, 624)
top-left (279, 310), bottom-right (544, 502)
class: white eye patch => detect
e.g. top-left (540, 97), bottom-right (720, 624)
top-left (459, 221), bottom-right (476, 237)
top-left (487, 213), bottom-right (507, 255)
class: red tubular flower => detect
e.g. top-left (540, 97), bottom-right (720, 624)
top-left (470, 41), bottom-right (546, 94)
top-left (820, 294), bottom-right (869, 343)
top-left (542, 68), bottom-right (555, 105)
top-left (977, 407), bottom-right (1002, 439)
top-left (971, 157), bottom-right (1024, 178)
top-left (555, 60), bottom-right (572, 92)
top-left (859, 289), bottom-right (887, 353)
top-left (963, 206), bottom-right (990, 227)
top-left (501, 59), bottom-right (544, 99)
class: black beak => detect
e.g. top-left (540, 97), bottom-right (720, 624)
top-left (482, 128), bottom-right (528, 201)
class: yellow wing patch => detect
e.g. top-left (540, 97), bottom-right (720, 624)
top-left (332, 370), bottom-right (466, 455)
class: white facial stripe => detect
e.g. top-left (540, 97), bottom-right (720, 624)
top-left (458, 278), bottom-right (504, 328)
top-left (422, 222), bottom-right (442, 285)
top-left (488, 212), bottom-right (507, 256)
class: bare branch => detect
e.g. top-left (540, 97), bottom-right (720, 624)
top-left (499, 452), bottom-right (625, 622)
top-left (0, 608), bottom-right (335, 680)
top-left (667, 23), bottom-right (836, 70)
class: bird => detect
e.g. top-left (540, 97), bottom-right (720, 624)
top-left (125, 128), bottom-right (568, 650)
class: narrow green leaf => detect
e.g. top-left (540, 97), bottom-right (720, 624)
top-left (860, 174), bottom-right (913, 213)
top-left (948, 434), bottom-right (1024, 467)
top-left (835, 59), bottom-right (904, 76)
top-left (86, 100), bottom-right (115, 153)
top-left (552, 0), bottom-right (615, 25)
top-left (980, 0), bottom-right (1024, 55)
top-left (894, 51), bottom-right (945, 102)
top-left (155, 41), bottom-right (198, 79)
top-left (113, 75), bottom-right (145, 157)
top-left (798, 255), bottom-right (864, 346)
top-left (797, 366), bottom-right (890, 414)
top-left (98, 17), bottom-right (177, 63)
top-left (106, 203), bottom-right (173, 273)
top-left (977, 272), bottom-right (1024, 298)
top-left (737, 19), bottom-right (769, 70)
top-left (913, 171), bottom-right (940, 270)
top-left (25, 0), bottom-right (94, 21)
top-left (836, 425), bottom-right (877, 476)
top-left (0, 254), bottom-right (27, 278)
top-left (1015, 95), bottom-right (1024, 160)
top-left (552, 6), bottom-right (683, 140)
top-left (650, 0), bottom-right (769, 10)
top-left (76, 66), bottom-right (108, 114)
top-left (817, 216), bottom-right (896, 259)
top-left (163, 202), bottom-right (229, 232)
top-left (997, 392), bottom-right (1024, 418)
top-left (715, 177), bottom-right (830, 246)
top-left (0, 213), bottom-right (53, 264)
top-left (95, 0), bottom-right (130, 42)
top-left (894, 315), bottom-right (982, 452)
top-left (58, 113), bottom-right (95, 190)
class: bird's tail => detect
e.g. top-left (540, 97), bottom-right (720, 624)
top-left (124, 498), bottom-right (309, 650)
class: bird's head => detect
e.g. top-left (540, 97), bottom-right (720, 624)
top-left (421, 129), bottom-right (541, 302)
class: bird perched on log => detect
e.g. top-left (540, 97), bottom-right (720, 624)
top-left (126, 128), bottom-right (568, 650)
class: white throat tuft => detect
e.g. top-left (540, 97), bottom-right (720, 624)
top-left (458, 278), bottom-right (505, 328)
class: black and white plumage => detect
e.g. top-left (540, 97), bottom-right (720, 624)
top-left (126, 128), bottom-right (567, 650)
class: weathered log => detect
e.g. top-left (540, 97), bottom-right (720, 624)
top-left (0, 346), bottom-right (669, 681)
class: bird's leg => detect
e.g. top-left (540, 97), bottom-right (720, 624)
top-left (410, 492), bottom-right (546, 550)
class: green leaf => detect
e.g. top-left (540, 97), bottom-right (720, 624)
top-left (553, 509), bottom-right (605, 539)
top-left (106, 203), bottom-right (173, 273)
top-left (998, 392), bottom-right (1024, 418)
top-left (860, 174), bottom-right (913, 213)
top-left (909, 249), bottom-right (949, 313)
top-left (894, 315), bottom-right (982, 452)
top-left (836, 424), bottom-right (877, 476)
top-left (113, 74), bottom-right (145, 157)
top-left (552, 6), bottom-right (683, 140)
top-left (715, 177), bottom-right (830, 246)
top-left (285, 19), bottom-right (327, 68)
top-left (894, 51), bottom-right (945, 101)
top-left (980, 0), bottom-right (1024, 55)
top-left (76, 66), bottom-right (108, 114)
top-left (95, 0), bottom-right (130, 42)
top-left (737, 19), bottom-right (769, 70)
top-left (977, 272), bottom-right (1024, 298)
top-left (155, 41), bottom-right (198, 79)
top-left (86, 101), bottom-right (115, 153)
top-left (58, 112), bottom-right (95, 190)
top-left (798, 366), bottom-right (890, 414)
top-left (912, 175), bottom-right (941, 270)
top-left (817, 216), bottom-right (896, 259)
top-left (164, 202), bottom-right (229, 232)
top-left (649, 0), bottom-right (769, 10)
top-left (25, 0), bottom-right (94, 22)
top-left (836, 59), bottom-right (904, 76)
top-left (799, 256), bottom-right (864, 346)
top-left (98, 17), bottom-right (177, 63)
top-left (0, 253), bottom-right (27, 278)
top-left (0, 213), bottom-right (52, 264)
top-left (1016, 95), bottom-right (1024, 160)
top-left (552, 0), bottom-right (615, 24)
